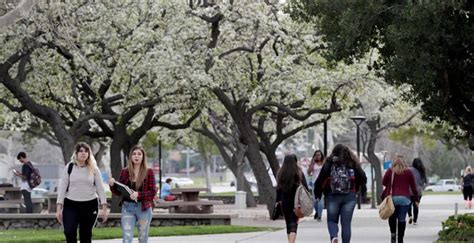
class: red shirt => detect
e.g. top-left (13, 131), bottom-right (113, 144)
top-left (110, 168), bottom-right (157, 211)
top-left (383, 168), bottom-right (419, 200)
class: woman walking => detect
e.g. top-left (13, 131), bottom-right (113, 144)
top-left (276, 154), bottom-right (309, 243)
top-left (56, 142), bottom-right (108, 243)
top-left (109, 145), bottom-right (157, 243)
top-left (307, 150), bottom-right (325, 221)
top-left (407, 158), bottom-right (427, 225)
top-left (314, 144), bottom-right (367, 243)
top-left (383, 155), bottom-right (418, 243)
top-left (461, 166), bottom-right (473, 209)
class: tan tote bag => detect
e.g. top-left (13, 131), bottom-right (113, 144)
top-left (378, 171), bottom-right (395, 220)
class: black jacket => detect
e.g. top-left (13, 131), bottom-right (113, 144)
top-left (313, 159), bottom-right (367, 199)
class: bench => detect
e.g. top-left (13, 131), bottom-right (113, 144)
top-left (0, 198), bottom-right (45, 213)
top-left (155, 200), bottom-right (223, 214)
top-left (0, 187), bottom-right (22, 200)
top-left (0, 203), bottom-right (20, 213)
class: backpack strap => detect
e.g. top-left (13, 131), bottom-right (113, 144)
top-left (66, 163), bottom-right (74, 192)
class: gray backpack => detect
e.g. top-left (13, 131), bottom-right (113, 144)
top-left (294, 184), bottom-right (313, 217)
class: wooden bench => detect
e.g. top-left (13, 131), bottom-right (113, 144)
top-left (0, 198), bottom-right (45, 213)
top-left (155, 200), bottom-right (223, 214)
top-left (0, 203), bottom-right (20, 213)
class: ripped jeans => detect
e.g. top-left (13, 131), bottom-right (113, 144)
top-left (121, 201), bottom-right (152, 243)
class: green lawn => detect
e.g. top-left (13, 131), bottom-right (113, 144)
top-left (0, 225), bottom-right (277, 242)
top-left (423, 191), bottom-right (462, 195)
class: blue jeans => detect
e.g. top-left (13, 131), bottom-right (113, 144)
top-left (392, 204), bottom-right (410, 222)
top-left (314, 196), bottom-right (324, 218)
top-left (326, 192), bottom-right (356, 243)
top-left (121, 202), bottom-right (152, 243)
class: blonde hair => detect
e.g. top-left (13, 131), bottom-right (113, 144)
top-left (71, 142), bottom-right (97, 175)
top-left (126, 145), bottom-right (149, 190)
top-left (465, 166), bottom-right (472, 175)
top-left (392, 155), bottom-right (408, 175)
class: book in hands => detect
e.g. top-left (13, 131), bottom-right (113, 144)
top-left (113, 181), bottom-right (137, 202)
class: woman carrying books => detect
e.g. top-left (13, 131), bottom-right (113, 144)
top-left (109, 145), bottom-right (157, 243)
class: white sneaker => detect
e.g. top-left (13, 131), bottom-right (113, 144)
top-left (331, 238), bottom-right (338, 243)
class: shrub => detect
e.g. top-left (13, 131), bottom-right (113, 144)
top-left (437, 213), bottom-right (474, 242)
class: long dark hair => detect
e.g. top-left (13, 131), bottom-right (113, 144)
top-left (277, 154), bottom-right (302, 192)
top-left (412, 158), bottom-right (427, 183)
top-left (126, 145), bottom-right (149, 190)
top-left (327, 144), bottom-right (359, 168)
top-left (308, 150), bottom-right (325, 174)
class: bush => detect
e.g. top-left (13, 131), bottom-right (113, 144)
top-left (437, 213), bottom-right (474, 242)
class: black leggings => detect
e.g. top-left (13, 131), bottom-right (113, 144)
top-left (63, 198), bottom-right (99, 243)
top-left (463, 186), bottom-right (473, 200)
top-left (408, 195), bottom-right (422, 222)
top-left (283, 208), bottom-right (298, 234)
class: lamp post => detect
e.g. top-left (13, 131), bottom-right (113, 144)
top-left (350, 115), bottom-right (366, 209)
top-left (158, 140), bottom-right (162, 199)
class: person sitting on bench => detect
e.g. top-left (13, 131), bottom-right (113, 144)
top-left (161, 178), bottom-right (176, 201)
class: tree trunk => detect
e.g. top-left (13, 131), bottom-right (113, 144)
top-left (366, 123), bottom-right (383, 204)
top-left (243, 137), bottom-right (275, 215)
top-left (109, 129), bottom-right (128, 213)
top-left (195, 125), bottom-right (257, 207)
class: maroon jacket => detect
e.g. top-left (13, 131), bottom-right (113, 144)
top-left (382, 168), bottom-right (419, 200)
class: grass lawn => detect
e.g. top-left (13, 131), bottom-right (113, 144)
top-left (423, 191), bottom-right (462, 195)
top-left (0, 225), bottom-right (277, 242)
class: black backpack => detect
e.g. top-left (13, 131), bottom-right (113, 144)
top-left (27, 162), bottom-right (41, 188)
top-left (329, 163), bottom-right (355, 194)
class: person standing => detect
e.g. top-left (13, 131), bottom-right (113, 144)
top-left (307, 150), bottom-right (325, 221)
top-left (382, 155), bottom-right (418, 243)
top-left (109, 145), bottom-right (157, 243)
top-left (276, 154), bottom-right (308, 243)
top-left (407, 158), bottom-right (427, 225)
top-left (13, 152), bottom-right (33, 213)
top-left (314, 144), bottom-right (367, 243)
top-left (461, 166), bottom-right (473, 209)
top-left (56, 143), bottom-right (108, 243)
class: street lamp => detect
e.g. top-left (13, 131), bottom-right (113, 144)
top-left (158, 140), bottom-right (162, 199)
top-left (350, 115), bottom-right (366, 209)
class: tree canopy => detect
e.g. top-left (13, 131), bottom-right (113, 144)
top-left (289, 0), bottom-right (474, 145)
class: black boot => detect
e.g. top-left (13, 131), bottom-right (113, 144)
top-left (398, 222), bottom-right (406, 243)
top-left (391, 234), bottom-right (396, 243)
top-left (389, 216), bottom-right (397, 243)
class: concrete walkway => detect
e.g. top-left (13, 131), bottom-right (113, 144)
top-left (95, 194), bottom-right (469, 243)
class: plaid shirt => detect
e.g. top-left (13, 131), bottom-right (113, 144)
top-left (110, 168), bottom-right (156, 211)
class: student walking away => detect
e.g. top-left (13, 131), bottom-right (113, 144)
top-left (382, 155), bottom-right (418, 243)
top-left (276, 154), bottom-right (309, 243)
top-left (13, 152), bottom-right (34, 213)
top-left (314, 144), bottom-right (367, 243)
top-left (407, 158), bottom-right (427, 225)
top-left (56, 143), bottom-right (108, 243)
top-left (461, 166), bottom-right (473, 209)
top-left (307, 150), bottom-right (325, 221)
top-left (109, 145), bottom-right (157, 243)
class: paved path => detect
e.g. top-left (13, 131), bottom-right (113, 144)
top-left (95, 194), bottom-right (469, 243)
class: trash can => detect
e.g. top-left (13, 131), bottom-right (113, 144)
top-left (235, 191), bottom-right (247, 209)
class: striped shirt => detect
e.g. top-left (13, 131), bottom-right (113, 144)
top-left (57, 162), bottom-right (107, 205)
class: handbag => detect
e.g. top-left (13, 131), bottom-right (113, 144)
top-left (271, 201), bottom-right (282, 220)
top-left (378, 170), bottom-right (395, 220)
top-left (294, 184), bottom-right (313, 218)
